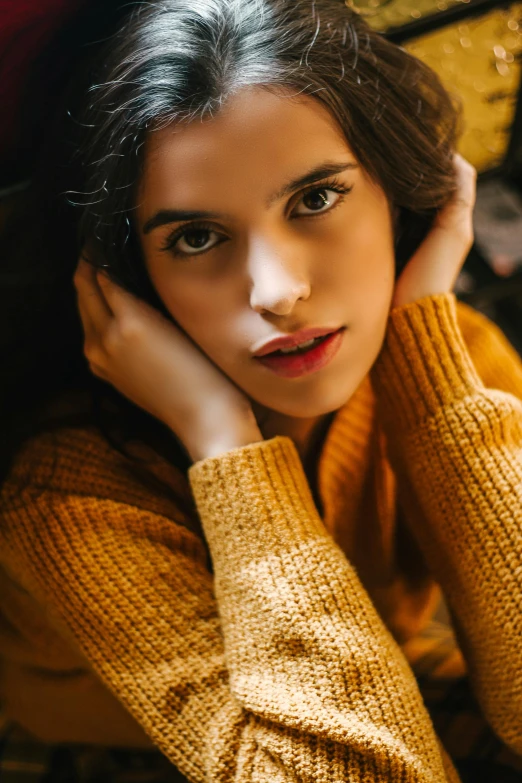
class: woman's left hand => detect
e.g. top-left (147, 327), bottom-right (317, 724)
top-left (392, 152), bottom-right (477, 309)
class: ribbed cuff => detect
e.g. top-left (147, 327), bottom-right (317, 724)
top-left (370, 293), bottom-right (484, 430)
top-left (187, 436), bottom-right (325, 564)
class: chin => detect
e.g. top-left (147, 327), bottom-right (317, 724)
top-left (261, 377), bottom-right (365, 419)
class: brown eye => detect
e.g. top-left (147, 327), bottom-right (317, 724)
top-left (179, 228), bottom-right (215, 251)
top-left (302, 189), bottom-right (331, 211)
top-left (292, 180), bottom-right (352, 218)
top-left (162, 222), bottom-right (225, 258)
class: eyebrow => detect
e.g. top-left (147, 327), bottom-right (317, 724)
top-left (141, 160), bottom-right (358, 235)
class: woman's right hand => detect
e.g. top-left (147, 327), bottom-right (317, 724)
top-left (73, 255), bottom-right (263, 462)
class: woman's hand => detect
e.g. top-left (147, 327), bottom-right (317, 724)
top-left (73, 257), bottom-right (263, 463)
top-left (392, 152), bottom-right (477, 309)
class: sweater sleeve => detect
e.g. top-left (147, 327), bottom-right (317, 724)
top-left (370, 293), bottom-right (522, 757)
top-left (0, 432), bottom-right (461, 782)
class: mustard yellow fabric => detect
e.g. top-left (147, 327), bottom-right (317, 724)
top-left (0, 293), bottom-right (521, 781)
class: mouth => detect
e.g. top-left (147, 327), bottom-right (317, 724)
top-left (254, 327), bottom-right (345, 379)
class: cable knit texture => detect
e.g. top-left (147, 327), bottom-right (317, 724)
top-left (0, 294), bottom-right (521, 781)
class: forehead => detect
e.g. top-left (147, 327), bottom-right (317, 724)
top-left (139, 87), bottom-right (352, 202)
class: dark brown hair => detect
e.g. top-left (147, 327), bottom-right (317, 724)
top-left (0, 0), bottom-right (462, 503)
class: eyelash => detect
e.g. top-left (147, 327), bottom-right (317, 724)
top-left (160, 176), bottom-right (353, 259)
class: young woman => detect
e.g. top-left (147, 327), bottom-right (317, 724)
top-left (1, 1), bottom-right (521, 781)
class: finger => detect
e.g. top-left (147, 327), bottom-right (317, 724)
top-left (74, 258), bottom-right (99, 339)
top-left (74, 257), bottom-right (113, 334)
top-left (435, 154), bottom-right (476, 236)
top-left (76, 291), bottom-right (95, 339)
top-left (451, 153), bottom-right (477, 208)
top-left (76, 289), bottom-right (105, 373)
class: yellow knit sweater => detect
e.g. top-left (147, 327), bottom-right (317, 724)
top-left (1, 293), bottom-right (521, 782)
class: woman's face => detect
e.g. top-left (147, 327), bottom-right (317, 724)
top-left (137, 86), bottom-right (396, 420)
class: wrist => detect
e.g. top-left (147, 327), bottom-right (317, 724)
top-left (189, 425), bottom-right (264, 462)
top-left (371, 293), bottom-right (483, 431)
top-left (179, 404), bottom-right (264, 463)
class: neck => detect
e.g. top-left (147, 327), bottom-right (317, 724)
top-left (249, 402), bottom-right (333, 466)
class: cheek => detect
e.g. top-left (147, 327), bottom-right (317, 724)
top-left (335, 208), bottom-right (395, 340)
top-left (334, 210), bottom-right (395, 295)
top-left (144, 261), bottom-right (215, 334)
top-left (163, 287), bottom-right (220, 338)
top-left (148, 268), bottom-right (237, 363)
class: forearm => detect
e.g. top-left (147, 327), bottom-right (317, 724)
top-left (188, 435), bottom-right (458, 780)
top-left (0, 425), bottom-right (459, 781)
top-left (371, 293), bottom-right (522, 754)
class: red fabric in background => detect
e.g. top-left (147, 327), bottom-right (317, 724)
top-left (0, 0), bottom-right (88, 160)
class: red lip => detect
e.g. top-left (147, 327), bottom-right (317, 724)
top-left (253, 326), bottom-right (342, 357)
top-left (255, 328), bottom-right (345, 378)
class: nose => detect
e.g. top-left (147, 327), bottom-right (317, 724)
top-left (248, 235), bottom-right (311, 315)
